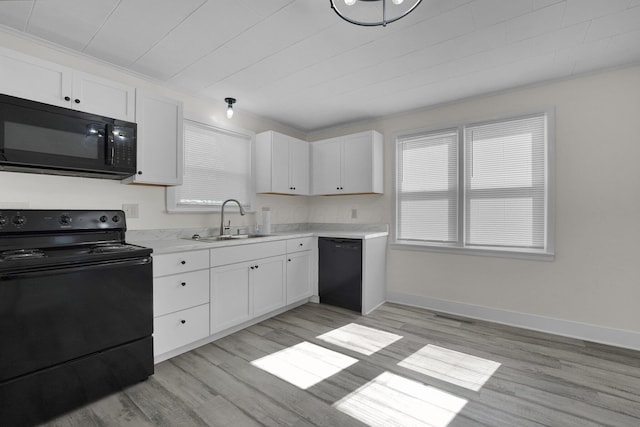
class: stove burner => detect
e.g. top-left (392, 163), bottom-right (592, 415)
top-left (1, 249), bottom-right (47, 261)
top-left (90, 243), bottom-right (136, 254)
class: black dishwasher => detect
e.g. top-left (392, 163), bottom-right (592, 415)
top-left (318, 237), bottom-right (362, 313)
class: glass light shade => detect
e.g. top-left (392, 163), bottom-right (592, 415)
top-left (226, 106), bottom-right (234, 119)
top-left (344, 0), bottom-right (357, 5)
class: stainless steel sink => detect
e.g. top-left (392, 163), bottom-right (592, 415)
top-left (182, 234), bottom-right (271, 242)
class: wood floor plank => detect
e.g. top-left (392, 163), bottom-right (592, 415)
top-left (172, 349), bottom-right (314, 427)
top-left (39, 302), bottom-right (640, 427)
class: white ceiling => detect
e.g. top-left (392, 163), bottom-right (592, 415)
top-left (1, 0), bottom-right (639, 132)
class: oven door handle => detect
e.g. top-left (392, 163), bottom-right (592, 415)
top-left (1, 256), bottom-right (152, 279)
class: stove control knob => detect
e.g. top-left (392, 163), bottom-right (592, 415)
top-left (59, 214), bottom-right (72, 225)
top-left (12, 215), bottom-right (26, 226)
top-left (99, 215), bottom-right (109, 223)
top-left (112, 215), bottom-right (120, 223)
top-left (0, 215), bottom-right (7, 226)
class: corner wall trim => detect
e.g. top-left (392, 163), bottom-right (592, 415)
top-left (386, 291), bottom-right (640, 351)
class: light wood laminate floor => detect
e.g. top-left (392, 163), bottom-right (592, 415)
top-left (43, 303), bottom-right (640, 426)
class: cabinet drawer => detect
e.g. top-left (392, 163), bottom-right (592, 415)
top-left (154, 269), bottom-right (209, 317)
top-left (287, 237), bottom-right (314, 253)
top-left (153, 304), bottom-right (209, 356)
top-left (210, 240), bottom-right (286, 267)
top-left (153, 250), bottom-right (209, 277)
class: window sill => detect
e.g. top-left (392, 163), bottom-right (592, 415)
top-left (390, 241), bottom-right (555, 262)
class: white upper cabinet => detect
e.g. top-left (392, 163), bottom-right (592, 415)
top-left (0, 47), bottom-right (71, 108)
top-left (311, 130), bottom-right (384, 195)
top-left (71, 71), bottom-right (135, 122)
top-left (0, 46), bottom-right (135, 122)
top-left (122, 91), bottom-right (184, 185)
top-left (256, 131), bottom-right (309, 195)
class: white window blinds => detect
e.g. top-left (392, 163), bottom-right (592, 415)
top-left (397, 130), bottom-right (458, 243)
top-left (168, 120), bottom-right (253, 212)
top-left (395, 112), bottom-right (550, 255)
top-left (465, 115), bottom-right (546, 249)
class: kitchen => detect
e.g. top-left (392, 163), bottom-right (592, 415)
top-left (1, 1), bottom-right (640, 426)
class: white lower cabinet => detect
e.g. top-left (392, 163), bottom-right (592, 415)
top-left (286, 237), bottom-right (313, 304)
top-left (153, 237), bottom-right (312, 362)
top-left (152, 249), bottom-right (210, 358)
top-left (210, 241), bottom-right (286, 334)
top-left (210, 262), bottom-right (252, 333)
top-left (153, 304), bottom-right (209, 356)
top-left (252, 256), bottom-right (286, 317)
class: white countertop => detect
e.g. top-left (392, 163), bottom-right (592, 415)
top-left (130, 230), bottom-right (388, 255)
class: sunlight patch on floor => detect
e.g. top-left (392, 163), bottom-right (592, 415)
top-left (316, 323), bottom-right (403, 356)
top-left (398, 344), bottom-right (501, 391)
top-left (250, 341), bottom-right (358, 389)
top-left (334, 371), bottom-right (467, 427)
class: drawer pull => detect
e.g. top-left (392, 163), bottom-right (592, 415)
top-left (255, 265), bottom-right (259, 269)
top-left (181, 282), bottom-right (186, 287)
top-left (180, 319), bottom-right (186, 324)
top-left (288, 259), bottom-right (291, 262)
top-left (180, 260), bottom-right (186, 265)
top-left (299, 243), bottom-right (303, 246)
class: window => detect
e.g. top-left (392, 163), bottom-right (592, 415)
top-left (394, 112), bottom-right (553, 259)
top-left (167, 120), bottom-right (254, 213)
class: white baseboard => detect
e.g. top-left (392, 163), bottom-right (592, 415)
top-left (386, 291), bottom-right (640, 352)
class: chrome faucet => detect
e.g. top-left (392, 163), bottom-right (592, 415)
top-left (219, 199), bottom-right (246, 236)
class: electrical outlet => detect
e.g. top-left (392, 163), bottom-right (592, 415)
top-left (351, 208), bottom-right (358, 219)
top-left (122, 203), bottom-right (139, 219)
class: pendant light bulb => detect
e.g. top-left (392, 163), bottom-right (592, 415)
top-left (344, 0), bottom-right (356, 5)
top-left (392, 0), bottom-right (404, 4)
top-left (224, 97), bottom-right (236, 119)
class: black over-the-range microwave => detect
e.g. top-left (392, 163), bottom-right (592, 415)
top-left (0, 93), bottom-right (137, 179)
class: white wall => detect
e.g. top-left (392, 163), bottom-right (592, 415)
top-left (308, 65), bottom-right (640, 338)
top-left (0, 31), bottom-right (309, 230)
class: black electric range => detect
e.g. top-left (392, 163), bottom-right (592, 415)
top-left (0, 209), bottom-right (154, 426)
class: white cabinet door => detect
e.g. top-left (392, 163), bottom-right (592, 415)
top-left (123, 91), bottom-right (183, 185)
top-left (252, 256), bottom-right (286, 317)
top-left (154, 269), bottom-right (209, 317)
top-left (311, 137), bottom-right (341, 195)
top-left (210, 262), bottom-right (252, 333)
top-left (311, 131), bottom-right (383, 195)
top-left (0, 46), bottom-right (72, 108)
top-left (342, 131), bottom-right (374, 194)
top-left (271, 133), bottom-right (291, 194)
top-left (153, 304), bottom-right (210, 356)
top-left (289, 138), bottom-right (309, 195)
top-left (286, 251), bottom-right (312, 304)
top-left (256, 131), bottom-right (309, 195)
top-left (72, 72), bottom-right (135, 122)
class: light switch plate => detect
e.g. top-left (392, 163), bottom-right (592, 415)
top-left (122, 203), bottom-right (139, 219)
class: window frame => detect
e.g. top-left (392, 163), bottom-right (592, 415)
top-left (392, 109), bottom-right (555, 261)
top-left (166, 115), bottom-right (256, 214)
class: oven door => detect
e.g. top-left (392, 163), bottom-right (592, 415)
top-left (0, 256), bottom-right (153, 383)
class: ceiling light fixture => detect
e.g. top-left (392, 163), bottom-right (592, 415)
top-left (225, 97), bottom-right (236, 119)
top-left (330, 0), bottom-right (422, 27)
